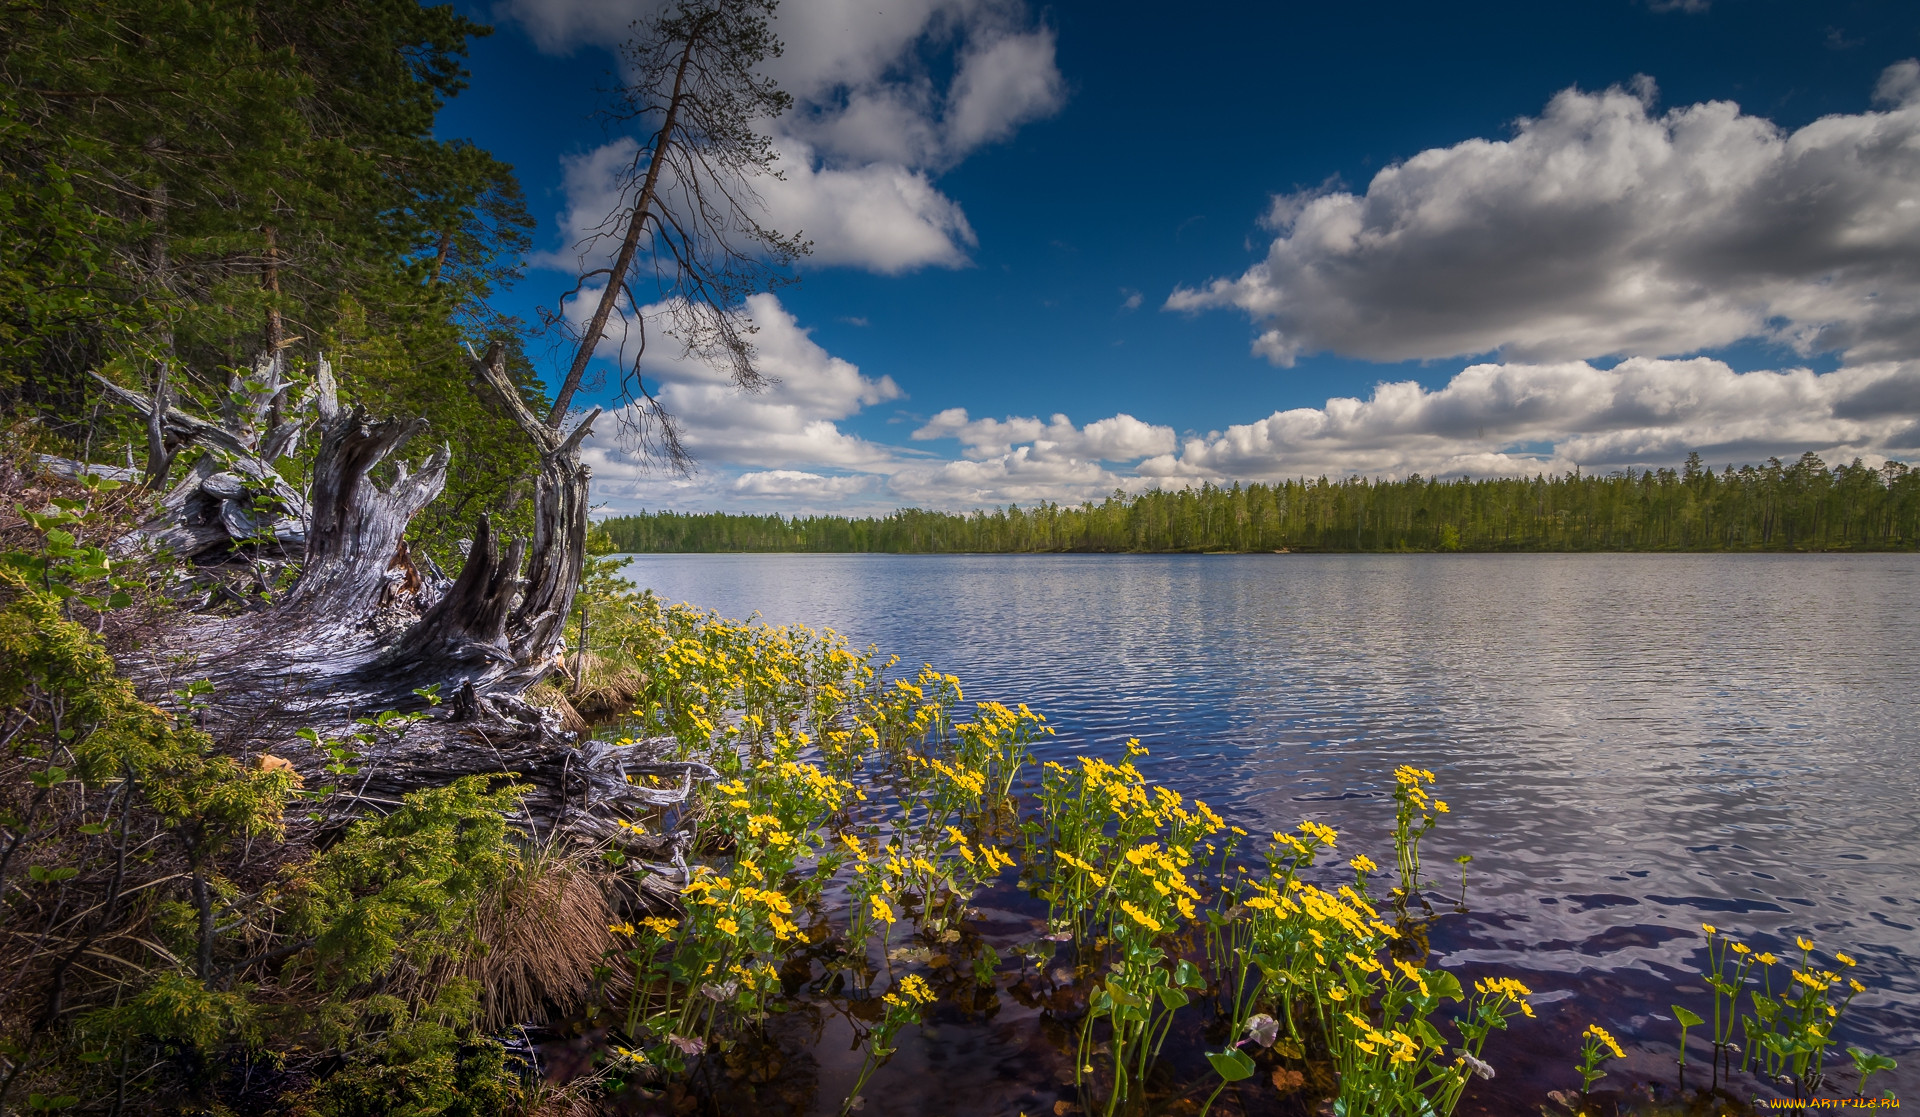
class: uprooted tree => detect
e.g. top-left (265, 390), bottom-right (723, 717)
top-left (95, 342), bottom-right (709, 875)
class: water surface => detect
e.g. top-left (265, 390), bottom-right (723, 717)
top-left (613, 552), bottom-right (1920, 1107)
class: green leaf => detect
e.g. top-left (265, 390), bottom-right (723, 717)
top-left (1207, 1047), bottom-right (1257, 1082)
top-left (1429, 969), bottom-right (1465, 1002)
top-left (1848, 1047), bottom-right (1897, 1073)
top-left (1156, 986), bottom-right (1189, 1011)
top-left (1672, 1005), bottom-right (1704, 1028)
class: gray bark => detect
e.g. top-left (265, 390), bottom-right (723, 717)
top-left (96, 344), bottom-right (691, 836)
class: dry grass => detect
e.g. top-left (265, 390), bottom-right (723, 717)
top-left (565, 650), bottom-right (648, 722)
top-left (519, 1077), bottom-right (614, 1117)
top-left (414, 846), bottom-right (619, 1030)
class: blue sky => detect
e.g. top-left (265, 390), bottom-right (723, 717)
top-left (438, 0), bottom-right (1920, 514)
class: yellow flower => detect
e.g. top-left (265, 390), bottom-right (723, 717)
top-left (717, 917), bottom-right (739, 936)
top-left (1299, 821), bottom-right (1338, 847)
top-left (1434, 800), bottom-right (1450, 813)
top-left (1796, 935), bottom-right (1816, 952)
top-left (1349, 854), bottom-right (1378, 873)
top-left (1732, 942), bottom-right (1751, 955)
top-left (1756, 952), bottom-right (1778, 965)
top-left (1120, 901), bottom-right (1163, 933)
top-left (896, 974), bottom-right (936, 1004)
top-left (1836, 952), bottom-right (1856, 967)
top-left (1701, 923), bottom-right (1718, 935)
top-left (870, 896), bottom-right (896, 925)
top-left (1849, 979), bottom-right (1866, 994)
top-left (1584, 1024), bottom-right (1625, 1060)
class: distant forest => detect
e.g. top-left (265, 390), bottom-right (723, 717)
top-left (599, 452), bottom-right (1920, 553)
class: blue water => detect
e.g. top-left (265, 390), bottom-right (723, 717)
top-left (614, 551), bottom-right (1920, 1100)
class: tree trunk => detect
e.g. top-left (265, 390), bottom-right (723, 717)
top-left (96, 344), bottom-right (703, 848)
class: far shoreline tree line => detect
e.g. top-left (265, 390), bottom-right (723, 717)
top-left (598, 452), bottom-right (1920, 554)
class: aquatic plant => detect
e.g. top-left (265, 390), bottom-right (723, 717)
top-left (1576, 1023), bottom-right (1625, 1094)
top-left (1674, 923), bottom-right (1896, 1106)
top-left (1022, 740), bottom-right (1532, 1117)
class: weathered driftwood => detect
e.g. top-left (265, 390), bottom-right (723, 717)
top-left (101, 343), bottom-right (708, 850)
top-left (382, 346), bottom-right (601, 695)
top-left (333, 727), bottom-right (716, 889)
top-left (94, 354), bottom-right (317, 561)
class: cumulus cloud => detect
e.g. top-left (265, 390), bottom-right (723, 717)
top-left (912, 409), bottom-right (1176, 461)
top-left (582, 293), bottom-right (904, 503)
top-left (885, 450), bottom-right (1130, 508)
top-left (527, 137), bottom-right (640, 273)
top-left (757, 141), bottom-right (977, 273)
top-left (1168, 64), bottom-right (1920, 366)
top-left (579, 299), bottom-right (1916, 514)
top-left (943, 27), bottom-right (1066, 155)
top-left (732, 470), bottom-right (876, 497)
top-left (532, 136), bottom-right (974, 276)
top-left (502, 0), bottom-right (1063, 274)
top-left (1152, 358), bottom-right (1920, 483)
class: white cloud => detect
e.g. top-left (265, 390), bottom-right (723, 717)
top-left (732, 470), bottom-right (876, 497)
top-left (503, 0), bottom-right (1062, 274)
top-left (579, 300), bottom-right (1917, 513)
top-left (885, 450), bottom-right (1128, 508)
top-left (582, 293), bottom-right (904, 502)
top-left (1157, 358), bottom-right (1920, 483)
top-left (758, 141), bottom-right (977, 273)
top-left (528, 137), bottom-right (641, 273)
top-left (944, 28), bottom-right (1066, 155)
top-left (493, 0), bottom-right (651, 53)
top-left (1168, 64), bottom-right (1920, 366)
top-left (912, 409), bottom-right (1176, 461)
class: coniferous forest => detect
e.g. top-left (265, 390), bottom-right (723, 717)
top-left (600, 453), bottom-right (1920, 554)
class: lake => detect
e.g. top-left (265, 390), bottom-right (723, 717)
top-left (612, 551), bottom-right (1920, 1112)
